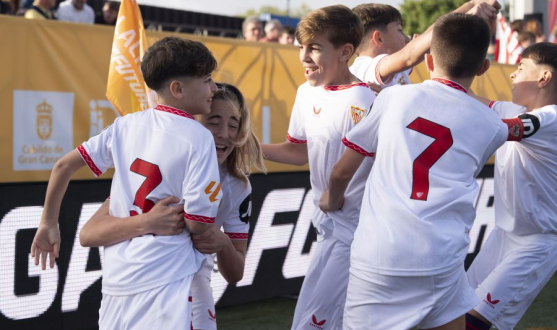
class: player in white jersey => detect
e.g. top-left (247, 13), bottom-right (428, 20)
top-left (349, 2), bottom-right (499, 90)
top-left (261, 6), bottom-right (375, 330)
top-left (320, 14), bottom-right (529, 330)
top-left (31, 37), bottom-right (222, 330)
top-left (465, 43), bottom-right (557, 330)
top-left (80, 83), bottom-right (266, 330)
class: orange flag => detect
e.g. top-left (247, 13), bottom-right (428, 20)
top-left (106, 0), bottom-right (152, 115)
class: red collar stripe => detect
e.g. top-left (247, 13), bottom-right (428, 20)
top-left (432, 78), bottom-right (467, 93)
top-left (155, 104), bottom-right (195, 120)
top-left (324, 83), bottom-right (368, 91)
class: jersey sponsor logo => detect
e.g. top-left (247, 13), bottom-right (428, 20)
top-left (518, 113), bottom-right (540, 138)
top-left (311, 315), bottom-right (326, 329)
top-left (350, 106), bottom-right (365, 124)
top-left (313, 106), bottom-right (322, 116)
top-left (208, 309), bottom-right (216, 321)
top-left (483, 292), bottom-right (500, 308)
top-left (239, 194), bottom-right (252, 223)
top-left (204, 181), bottom-right (222, 203)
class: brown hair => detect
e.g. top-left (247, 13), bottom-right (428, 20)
top-left (431, 13), bottom-right (490, 79)
top-left (518, 31), bottom-right (536, 44)
top-left (524, 20), bottom-right (543, 37)
top-left (212, 83), bottom-right (266, 184)
top-left (296, 5), bottom-right (362, 51)
top-left (141, 36), bottom-right (217, 91)
top-left (510, 20), bottom-right (524, 33)
top-left (352, 4), bottom-right (402, 36)
top-left (522, 42), bottom-right (557, 72)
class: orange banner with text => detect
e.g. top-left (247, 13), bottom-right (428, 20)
top-left (0, 15), bottom-right (513, 183)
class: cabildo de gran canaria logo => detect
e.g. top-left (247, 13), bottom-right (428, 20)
top-left (36, 100), bottom-right (53, 140)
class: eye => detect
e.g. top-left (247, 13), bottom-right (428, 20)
top-left (229, 124), bottom-right (239, 130)
top-left (205, 77), bottom-right (213, 83)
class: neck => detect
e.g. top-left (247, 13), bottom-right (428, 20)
top-left (358, 46), bottom-right (384, 58)
top-left (526, 88), bottom-right (557, 112)
top-left (325, 66), bottom-right (359, 86)
top-left (157, 97), bottom-right (187, 113)
top-left (430, 71), bottom-right (474, 92)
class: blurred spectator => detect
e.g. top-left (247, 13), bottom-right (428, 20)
top-left (509, 31), bottom-right (536, 64)
top-left (242, 15), bottom-right (263, 42)
top-left (58, 0), bottom-right (94, 24)
top-left (261, 19), bottom-right (281, 42)
top-left (525, 19), bottom-right (546, 42)
top-left (551, 24), bottom-right (557, 43)
top-left (1, 0), bottom-right (11, 14)
top-left (510, 19), bottom-right (524, 34)
top-left (279, 26), bottom-right (295, 45)
top-left (24, 0), bottom-right (55, 19)
top-left (95, 0), bottom-right (118, 25)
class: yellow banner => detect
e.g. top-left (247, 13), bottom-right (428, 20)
top-left (0, 15), bottom-right (514, 183)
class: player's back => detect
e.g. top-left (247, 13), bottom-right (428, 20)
top-left (352, 79), bottom-right (508, 276)
top-left (79, 104), bottom-right (218, 295)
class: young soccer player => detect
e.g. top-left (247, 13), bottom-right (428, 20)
top-left (79, 82), bottom-right (266, 330)
top-left (465, 42), bottom-right (557, 330)
top-left (261, 5), bottom-right (376, 330)
top-left (320, 14), bottom-right (529, 329)
top-left (350, 1), bottom-right (500, 88)
top-left (31, 36), bottom-right (222, 329)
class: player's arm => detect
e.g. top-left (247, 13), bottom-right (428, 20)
top-left (80, 197), bottom-right (185, 247)
top-left (468, 89), bottom-right (493, 106)
top-left (377, 0), bottom-right (499, 83)
top-left (32, 149), bottom-right (86, 270)
top-left (261, 141), bottom-right (308, 166)
top-left (192, 227), bottom-right (247, 283)
top-left (319, 148), bottom-right (366, 213)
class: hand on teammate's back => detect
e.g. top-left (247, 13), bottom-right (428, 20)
top-left (144, 196), bottom-right (185, 236)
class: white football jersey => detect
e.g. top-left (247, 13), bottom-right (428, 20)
top-left (490, 101), bottom-right (557, 235)
top-left (288, 82), bottom-right (376, 244)
top-left (350, 54), bottom-right (412, 87)
top-left (78, 104), bottom-right (221, 295)
top-left (347, 79), bottom-right (509, 276)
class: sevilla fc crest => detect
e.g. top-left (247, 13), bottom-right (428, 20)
top-left (350, 106), bottom-right (365, 124)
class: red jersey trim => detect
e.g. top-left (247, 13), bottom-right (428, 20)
top-left (154, 104), bottom-right (195, 120)
top-left (342, 137), bottom-right (375, 157)
top-left (324, 83), bottom-right (368, 91)
top-left (188, 296), bottom-right (193, 302)
top-left (488, 100), bottom-right (496, 109)
top-left (184, 213), bottom-right (215, 224)
top-left (287, 134), bottom-right (307, 144)
top-left (77, 145), bottom-right (102, 177)
top-left (502, 117), bottom-right (524, 141)
top-left (225, 232), bottom-right (248, 240)
top-left (432, 78), bottom-right (467, 93)
top-left (375, 56), bottom-right (395, 86)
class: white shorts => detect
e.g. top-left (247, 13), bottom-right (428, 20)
top-left (344, 265), bottom-right (479, 330)
top-left (467, 227), bottom-right (557, 330)
top-left (291, 234), bottom-right (350, 330)
top-left (192, 256), bottom-right (217, 330)
top-left (99, 275), bottom-right (194, 330)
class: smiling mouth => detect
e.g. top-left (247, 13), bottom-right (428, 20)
top-left (216, 144), bottom-right (228, 153)
top-left (305, 68), bottom-right (317, 76)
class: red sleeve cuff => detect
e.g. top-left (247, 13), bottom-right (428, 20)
top-left (342, 137), bottom-right (375, 157)
top-left (77, 145), bottom-right (102, 177)
top-left (225, 232), bottom-right (248, 240)
top-left (488, 100), bottom-right (496, 108)
top-left (287, 134), bottom-right (307, 144)
top-left (502, 117), bottom-right (524, 141)
top-left (184, 213), bottom-right (215, 224)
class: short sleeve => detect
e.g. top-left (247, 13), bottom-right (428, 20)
top-left (287, 89), bottom-right (307, 143)
top-left (475, 120), bottom-right (508, 177)
top-left (182, 134), bottom-right (222, 223)
top-left (519, 107), bottom-right (557, 149)
top-left (78, 122), bottom-right (116, 177)
top-left (222, 183), bottom-right (252, 240)
top-left (489, 101), bottom-right (526, 119)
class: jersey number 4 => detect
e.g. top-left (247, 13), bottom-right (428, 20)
top-left (130, 158), bottom-right (162, 216)
top-left (407, 118), bottom-right (453, 201)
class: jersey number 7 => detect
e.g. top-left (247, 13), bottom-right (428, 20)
top-left (129, 158), bottom-right (162, 216)
top-left (407, 118), bottom-right (453, 201)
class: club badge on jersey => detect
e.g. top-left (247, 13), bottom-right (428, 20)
top-left (351, 106), bottom-right (365, 124)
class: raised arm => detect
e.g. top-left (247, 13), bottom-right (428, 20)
top-left (79, 196), bottom-right (185, 247)
top-left (262, 142), bottom-right (308, 166)
top-left (32, 149), bottom-right (86, 270)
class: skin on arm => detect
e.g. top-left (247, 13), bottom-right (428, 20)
top-left (261, 142), bottom-right (308, 166)
top-left (31, 149), bottom-right (86, 270)
top-left (319, 148), bottom-right (366, 213)
top-left (191, 226), bottom-right (247, 283)
top-left (80, 196), bottom-right (185, 247)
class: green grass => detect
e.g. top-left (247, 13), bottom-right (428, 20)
top-left (217, 274), bottom-right (557, 330)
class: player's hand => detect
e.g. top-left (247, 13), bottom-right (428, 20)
top-left (31, 223), bottom-right (60, 270)
top-left (191, 225), bottom-right (230, 254)
top-left (467, 2), bottom-right (499, 19)
top-left (143, 196), bottom-right (185, 236)
top-left (319, 189), bottom-right (344, 213)
top-left (471, 0), bottom-right (501, 11)
top-left (367, 82), bottom-right (383, 95)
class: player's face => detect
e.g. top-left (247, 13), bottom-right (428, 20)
top-left (201, 99), bottom-right (240, 165)
top-left (380, 21), bottom-right (410, 54)
top-left (510, 58), bottom-right (541, 108)
top-left (180, 74), bottom-right (218, 115)
top-left (299, 33), bottom-right (345, 86)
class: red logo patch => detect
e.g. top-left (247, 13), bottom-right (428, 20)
top-left (310, 314), bottom-right (326, 329)
top-left (208, 309), bottom-right (216, 321)
top-left (486, 293), bottom-right (500, 305)
top-left (313, 106), bottom-right (322, 115)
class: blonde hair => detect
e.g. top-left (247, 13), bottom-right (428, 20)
top-left (213, 83), bottom-right (266, 185)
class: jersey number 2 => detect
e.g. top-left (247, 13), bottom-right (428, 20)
top-left (130, 158), bottom-right (162, 216)
top-left (407, 117), bottom-right (453, 201)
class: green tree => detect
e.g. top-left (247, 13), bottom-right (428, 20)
top-left (400, 0), bottom-right (467, 35)
top-left (241, 3), bottom-right (311, 18)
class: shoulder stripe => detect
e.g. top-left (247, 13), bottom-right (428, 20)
top-left (77, 145), bottom-right (102, 177)
top-left (287, 134), bottom-right (307, 144)
top-left (342, 137), bottom-right (374, 157)
top-left (184, 213), bottom-right (215, 224)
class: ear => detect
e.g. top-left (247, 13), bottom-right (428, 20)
top-left (476, 59), bottom-right (491, 77)
top-left (339, 43), bottom-right (355, 62)
top-left (538, 69), bottom-right (553, 88)
top-left (424, 53), bottom-right (434, 72)
top-left (168, 80), bottom-right (183, 99)
top-left (371, 30), bottom-right (382, 47)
